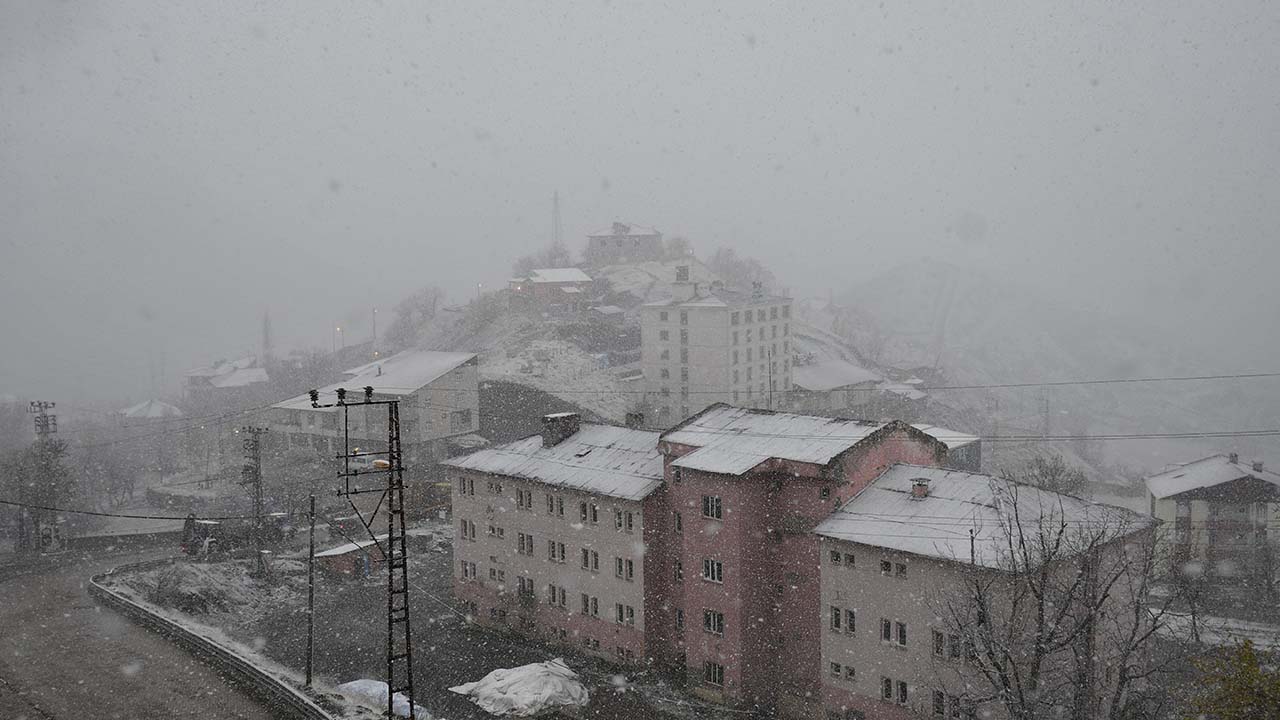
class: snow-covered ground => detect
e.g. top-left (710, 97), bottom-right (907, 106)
top-left (1160, 611), bottom-right (1280, 651)
top-left (480, 339), bottom-right (632, 421)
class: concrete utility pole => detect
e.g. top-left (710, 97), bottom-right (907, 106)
top-left (239, 426), bottom-right (268, 576)
top-left (306, 493), bottom-right (316, 688)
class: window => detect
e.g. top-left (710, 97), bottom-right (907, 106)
top-left (732, 331), bottom-right (739, 346)
top-left (830, 550), bottom-right (841, 565)
top-left (548, 540), bottom-right (564, 562)
top-left (782, 305), bottom-right (790, 318)
top-left (547, 494), bottom-right (555, 513)
top-left (581, 593), bottom-right (590, 614)
top-left (898, 681), bottom-right (908, 704)
top-left (625, 512), bottom-right (634, 532)
top-left (731, 311), bottom-right (739, 325)
top-left (830, 662), bottom-right (842, 677)
top-left (881, 677), bottom-right (893, 700)
top-left (516, 576), bottom-right (534, 597)
top-left (449, 408), bottom-right (472, 432)
top-left (948, 634), bottom-right (961, 659)
top-left (615, 557), bottom-right (625, 578)
top-left (591, 597), bottom-right (599, 616)
top-left (580, 502), bottom-right (588, 522)
top-left (626, 558), bottom-right (635, 580)
top-left (615, 603), bottom-right (625, 623)
top-left (703, 661), bottom-right (725, 687)
top-left (615, 509), bottom-right (624, 529)
top-left (674, 561), bottom-right (683, 582)
top-left (674, 511), bottom-right (683, 532)
top-left (745, 310), bottom-right (753, 324)
top-left (517, 532), bottom-right (534, 555)
top-left (881, 618), bottom-right (892, 642)
top-left (625, 606), bottom-right (635, 625)
top-left (704, 609), bottom-right (725, 635)
top-left (896, 562), bottom-right (907, 577)
top-left (660, 368), bottom-right (670, 379)
top-left (660, 349), bottom-right (669, 360)
top-left (895, 622), bottom-right (907, 646)
top-left (933, 630), bottom-right (945, 657)
top-left (844, 553), bottom-right (855, 566)
top-left (844, 666), bottom-right (856, 682)
top-left (701, 495), bottom-right (723, 519)
top-left (680, 329), bottom-right (688, 345)
top-left (680, 311), bottom-right (688, 325)
top-left (846, 609), bottom-right (856, 632)
top-left (880, 560), bottom-right (893, 576)
top-left (581, 548), bottom-right (589, 569)
top-left (589, 504), bottom-right (599, 523)
top-left (659, 311), bottom-right (668, 322)
top-left (675, 609), bottom-right (684, 630)
top-left (702, 558), bottom-right (724, 583)
top-left (830, 606), bottom-right (842, 631)
top-left (770, 306), bottom-right (778, 320)
top-left (516, 489), bottom-right (533, 509)
top-left (680, 367), bottom-right (689, 381)
top-left (933, 690), bottom-right (946, 717)
top-left (680, 348), bottom-right (688, 363)
top-left (820, 486), bottom-right (831, 499)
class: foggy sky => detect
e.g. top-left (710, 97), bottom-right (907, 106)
top-left (3, 1), bottom-right (1278, 406)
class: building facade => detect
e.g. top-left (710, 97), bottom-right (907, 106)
top-left (640, 273), bottom-right (793, 426)
top-left (272, 349), bottom-right (479, 465)
top-left (583, 222), bottom-right (664, 266)
top-left (444, 414), bottom-right (667, 664)
top-left (1146, 453), bottom-right (1280, 585)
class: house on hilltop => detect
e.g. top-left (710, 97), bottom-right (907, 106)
top-left (583, 222), bottom-right (663, 266)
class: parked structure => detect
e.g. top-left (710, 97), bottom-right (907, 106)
top-left (444, 413), bottom-right (665, 664)
top-left (816, 464), bottom-right (1152, 719)
top-left (272, 349), bottom-right (479, 465)
top-left (1146, 453), bottom-right (1280, 585)
top-left (583, 222), bottom-right (663, 266)
top-left (640, 269), bottom-right (793, 425)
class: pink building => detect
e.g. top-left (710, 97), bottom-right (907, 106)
top-left (653, 405), bottom-right (948, 716)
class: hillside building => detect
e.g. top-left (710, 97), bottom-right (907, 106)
top-left (583, 222), bottom-right (663, 266)
top-left (640, 270), bottom-right (793, 425)
top-left (272, 349), bottom-right (479, 465)
top-left (1146, 453), bottom-right (1280, 586)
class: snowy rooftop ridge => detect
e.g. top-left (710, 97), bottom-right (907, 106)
top-left (527, 268), bottom-right (593, 284)
top-left (791, 358), bottom-right (881, 391)
top-left (661, 403), bottom-right (942, 472)
top-left (119, 399), bottom-right (183, 419)
top-left (442, 423), bottom-right (663, 501)
top-left (274, 349), bottom-right (476, 412)
top-left (1145, 453), bottom-right (1280, 500)
top-left (815, 464), bottom-right (1153, 569)
top-left (911, 424), bottom-right (979, 451)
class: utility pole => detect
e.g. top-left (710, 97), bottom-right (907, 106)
top-left (239, 426), bottom-right (268, 576)
top-left (310, 385), bottom-right (416, 719)
top-left (306, 493), bottom-right (316, 688)
top-left (552, 190), bottom-right (563, 246)
top-left (24, 401), bottom-right (57, 551)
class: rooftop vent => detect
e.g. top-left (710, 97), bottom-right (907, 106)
top-left (541, 412), bottom-right (580, 447)
top-left (910, 477), bottom-right (930, 500)
top-left (1229, 452), bottom-right (1239, 464)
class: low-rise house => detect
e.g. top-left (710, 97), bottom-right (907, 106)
top-left (911, 424), bottom-right (981, 473)
top-left (817, 464), bottom-right (1152, 719)
top-left (508, 268), bottom-right (594, 314)
top-left (273, 349), bottom-right (479, 465)
top-left (583, 222), bottom-right (664, 266)
top-left (185, 356), bottom-right (271, 409)
top-left (789, 358), bottom-right (882, 414)
top-left (444, 413), bottom-right (664, 664)
top-left (1146, 453), bottom-right (1280, 585)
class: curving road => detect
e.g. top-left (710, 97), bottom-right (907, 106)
top-left (0, 549), bottom-right (275, 720)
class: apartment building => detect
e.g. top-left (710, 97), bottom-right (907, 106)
top-left (1146, 453), bottom-right (1280, 585)
top-left (652, 404), bottom-right (950, 717)
top-left (640, 269), bottom-right (793, 425)
top-left (443, 413), bottom-right (666, 664)
top-left (816, 464), bottom-right (1152, 720)
top-left (272, 349), bottom-right (479, 464)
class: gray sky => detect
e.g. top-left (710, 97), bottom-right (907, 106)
top-left (2, 1), bottom-right (1278, 405)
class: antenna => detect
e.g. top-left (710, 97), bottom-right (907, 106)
top-left (552, 190), bottom-right (563, 245)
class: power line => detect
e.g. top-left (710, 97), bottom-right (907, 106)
top-left (0, 497), bottom-right (301, 522)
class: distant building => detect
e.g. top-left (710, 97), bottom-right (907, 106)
top-left (184, 357), bottom-right (270, 408)
top-left (911, 424), bottom-right (982, 473)
top-left (1146, 453), bottom-right (1280, 585)
top-left (789, 358), bottom-right (882, 414)
top-left (272, 349), bottom-right (479, 465)
top-left (583, 222), bottom-right (664, 266)
top-left (508, 268), bottom-right (594, 314)
top-left (816, 464), bottom-right (1151, 719)
top-left (640, 269), bottom-right (793, 425)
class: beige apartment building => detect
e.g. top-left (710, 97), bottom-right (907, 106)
top-left (443, 413), bottom-right (665, 664)
top-left (640, 268), bottom-right (793, 426)
top-left (816, 464), bottom-right (1152, 720)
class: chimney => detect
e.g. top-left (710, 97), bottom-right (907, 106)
top-left (1229, 452), bottom-right (1239, 464)
top-left (625, 412), bottom-right (645, 429)
top-left (1254, 461), bottom-right (1265, 473)
top-left (910, 477), bottom-right (930, 500)
top-left (542, 412), bottom-right (580, 447)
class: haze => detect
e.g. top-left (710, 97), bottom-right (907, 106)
top-left (3, 0), bottom-right (1278, 404)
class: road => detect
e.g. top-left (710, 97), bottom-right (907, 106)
top-left (0, 548), bottom-right (276, 720)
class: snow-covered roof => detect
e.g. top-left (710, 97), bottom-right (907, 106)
top-left (588, 222), bottom-right (660, 237)
top-left (591, 305), bottom-right (625, 315)
top-left (186, 356), bottom-right (257, 378)
top-left (274, 349), bottom-right (476, 412)
top-left (315, 534), bottom-right (387, 558)
top-left (529, 268), bottom-right (592, 284)
top-left (815, 464), bottom-right (1152, 569)
top-left (209, 367), bottom-right (269, 388)
top-left (662, 404), bottom-right (895, 471)
top-left (442, 424), bottom-right (663, 501)
top-left (643, 285), bottom-right (790, 309)
top-left (119, 399), bottom-right (183, 419)
top-left (912, 424), bottom-right (979, 451)
top-left (559, 286), bottom-right (583, 294)
top-left (877, 381), bottom-right (927, 400)
top-left (1145, 454), bottom-right (1280, 500)
top-left (792, 359), bottom-right (881, 391)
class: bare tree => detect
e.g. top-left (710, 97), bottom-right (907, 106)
top-left (930, 479), bottom-right (1185, 720)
